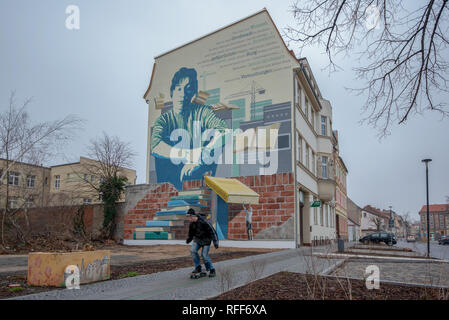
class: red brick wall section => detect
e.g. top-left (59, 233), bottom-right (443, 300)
top-left (122, 173), bottom-right (295, 240)
top-left (123, 183), bottom-right (179, 239)
top-left (227, 173), bottom-right (295, 240)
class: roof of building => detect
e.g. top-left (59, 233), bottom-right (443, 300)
top-left (419, 204), bottom-right (449, 214)
top-left (363, 205), bottom-right (390, 219)
top-left (143, 8), bottom-right (301, 99)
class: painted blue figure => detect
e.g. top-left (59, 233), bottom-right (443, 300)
top-left (150, 67), bottom-right (228, 190)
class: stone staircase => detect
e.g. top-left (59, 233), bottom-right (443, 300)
top-left (133, 188), bottom-right (211, 240)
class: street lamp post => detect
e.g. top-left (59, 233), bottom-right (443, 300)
top-left (422, 159), bottom-right (432, 258)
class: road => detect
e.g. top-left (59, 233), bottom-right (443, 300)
top-left (396, 240), bottom-right (449, 260)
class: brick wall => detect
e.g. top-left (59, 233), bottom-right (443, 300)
top-left (122, 173), bottom-right (295, 241)
top-left (227, 173), bottom-right (295, 240)
top-left (0, 204), bottom-right (105, 242)
top-left (123, 183), bottom-right (178, 240)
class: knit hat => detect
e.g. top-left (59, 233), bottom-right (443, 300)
top-left (186, 208), bottom-right (196, 216)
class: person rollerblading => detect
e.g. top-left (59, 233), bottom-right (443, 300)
top-left (186, 208), bottom-right (219, 280)
top-left (190, 266), bottom-right (207, 279)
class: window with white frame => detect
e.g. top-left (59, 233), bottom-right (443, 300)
top-left (321, 116), bottom-right (327, 136)
top-left (8, 198), bottom-right (18, 209)
top-left (25, 199), bottom-right (34, 208)
top-left (54, 175), bottom-right (60, 189)
top-left (26, 175), bottom-right (35, 188)
top-left (321, 156), bottom-right (328, 179)
top-left (296, 131), bottom-right (301, 163)
top-left (8, 172), bottom-right (20, 186)
top-left (83, 198), bottom-right (92, 205)
top-left (312, 151), bottom-right (316, 175)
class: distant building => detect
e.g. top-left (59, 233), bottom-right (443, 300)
top-left (0, 158), bottom-right (51, 209)
top-left (361, 205), bottom-right (390, 236)
top-left (419, 204), bottom-right (449, 240)
top-left (0, 157), bottom-right (137, 208)
top-left (333, 131), bottom-right (348, 240)
top-left (50, 157), bottom-right (137, 206)
top-left (347, 198), bottom-right (361, 241)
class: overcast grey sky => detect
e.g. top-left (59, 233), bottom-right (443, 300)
top-left (1, 0), bottom-right (448, 221)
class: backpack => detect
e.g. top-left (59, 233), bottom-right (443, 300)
top-left (197, 214), bottom-right (219, 249)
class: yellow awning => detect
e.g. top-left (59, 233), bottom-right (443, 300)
top-left (204, 176), bottom-right (259, 204)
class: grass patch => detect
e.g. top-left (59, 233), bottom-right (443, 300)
top-left (8, 287), bottom-right (24, 293)
top-left (118, 271), bottom-right (139, 279)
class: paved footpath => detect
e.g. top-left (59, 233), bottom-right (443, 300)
top-left (8, 246), bottom-right (345, 300)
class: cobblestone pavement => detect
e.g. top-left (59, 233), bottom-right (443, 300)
top-left (332, 259), bottom-right (449, 287)
top-left (396, 241), bottom-right (449, 260)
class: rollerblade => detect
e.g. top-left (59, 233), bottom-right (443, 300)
top-left (190, 266), bottom-right (207, 279)
top-left (208, 269), bottom-right (216, 278)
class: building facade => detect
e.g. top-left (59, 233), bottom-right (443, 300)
top-left (360, 205), bottom-right (389, 236)
top-left (333, 131), bottom-right (348, 240)
top-left (347, 198), bottom-right (361, 241)
top-left (419, 204), bottom-right (449, 240)
top-left (50, 157), bottom-right (137, 206)
top-left (128, 9), bottom-right (349, 245)
top-left (0, 159), bottom-right (51, 209)
top-left (0, 157), bottom-right (137, 208)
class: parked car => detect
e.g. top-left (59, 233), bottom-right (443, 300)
top-left (406, 235), bottom-right (416, 242)
top-left (359, 232), bottom-right (397, 246)
top-left (438, 236), bottom-right (449, 245)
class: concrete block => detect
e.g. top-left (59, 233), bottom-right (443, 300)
top-left (27, 250), bottom-right (110, 287)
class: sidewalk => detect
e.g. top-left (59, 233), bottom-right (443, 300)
top-left (8, 246), bottom-right (345, 300)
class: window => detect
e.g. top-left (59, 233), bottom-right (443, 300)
top-left (306, 146), bottom-right (310, 169)
top-left (321, 156), bottom-right (328, 179)
top-left (8, 198), bottom-right (18, 209)
top-left (54, 175), bottom-right (60, 189)
top-left (45, 177), bottom-right (48, 185)
top-left (83, 174), bottom-right (88, 181)
top-left (25, 199), bottom-right (34, 208)
top-left (26, 175), bottom-right (35, 188)
top-left (83, 198), bottom-right (92, 205)
top-left (296, 132), bottom-right (301, 163)
top-left (297, 134), bottom-right (302, 163)
top-left (311, 110), bottom-right (315, 129)
top-left (312, 151), bottom-right (316, 175)
top-left (8, 172), bottom-right (20, 186)
top-left (305, 97), bottom-right (309, 119)
top-left (314, 202), bottom-right (318, 225)
top-left (321, 116), bottom-right (327, 136)
top-left (90, 175), bottom-right (94, 183)
top-left (277, 134), bottom-right (290, 150)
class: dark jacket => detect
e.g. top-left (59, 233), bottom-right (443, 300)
top-left (187, 215), bottom-right (219, 247)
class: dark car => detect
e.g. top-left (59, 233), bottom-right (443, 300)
top-left (359, 232), bottom-right (397, 246)
top-left (438, 236), bottom-right (449, 245)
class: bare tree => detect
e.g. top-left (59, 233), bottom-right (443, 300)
top-left (80, 132), bottom-right (136, 239)
top-left (286, 0), bottom-right (449, 136)
top-left (369, 215), bottom-right (384, 231)
top-left (0, 91), bottom-right (84, 247)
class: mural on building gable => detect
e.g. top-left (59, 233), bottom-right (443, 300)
top-left (151, 67), bottom-right (229, 190)
top-left (147, 11), bottom-right (298, 189)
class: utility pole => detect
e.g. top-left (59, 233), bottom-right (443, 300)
top-left (422, 159), bottom-right (432, 258)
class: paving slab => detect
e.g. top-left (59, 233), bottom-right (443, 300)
top-left (8, 248), bottom-right (345, 300)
